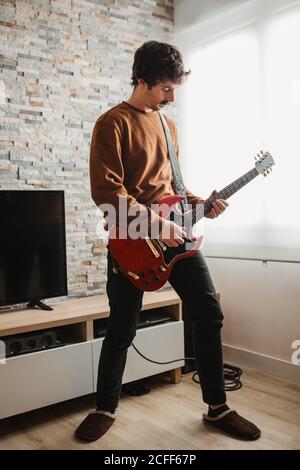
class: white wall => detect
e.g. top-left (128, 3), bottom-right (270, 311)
top-left (207, 257), bottom-right (300, 381)
top-left (175, 0), bottom-right (248, 32)
top-left (174, 0), bottom-right (300, 381)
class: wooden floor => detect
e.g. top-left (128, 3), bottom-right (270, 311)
top-left (0, 368), bottom-right (299, 450)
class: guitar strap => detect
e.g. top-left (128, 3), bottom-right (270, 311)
top-left (159, 112), bottom-right (188, 211)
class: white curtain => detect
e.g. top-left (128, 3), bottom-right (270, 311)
top-left (177, 0), bottom-right (300, 261)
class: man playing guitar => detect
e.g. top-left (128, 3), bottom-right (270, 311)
top-left (75, 41), bottom-right (261, 442)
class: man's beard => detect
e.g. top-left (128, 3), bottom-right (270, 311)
top-left (152, 101), bottom-right (168, 111)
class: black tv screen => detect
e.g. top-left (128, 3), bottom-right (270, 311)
top-left (0, 190), bottom-right (68, 307)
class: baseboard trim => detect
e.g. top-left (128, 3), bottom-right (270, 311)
top-left (223, 344), bottom-right (300, 382)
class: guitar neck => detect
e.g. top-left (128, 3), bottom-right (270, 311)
top-left (190, 167), bottom-right (259, 225)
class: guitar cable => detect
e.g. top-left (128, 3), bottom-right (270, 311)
top-left (131, 342), bottom-right (243, 391)
top-left (131, 342), bottom-right (195, 366)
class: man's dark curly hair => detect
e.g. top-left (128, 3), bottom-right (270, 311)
top-left (131, 40), bottom-right (191, 88)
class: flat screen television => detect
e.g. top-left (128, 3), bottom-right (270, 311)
top-left (0, 190), bottom-right (68, 310)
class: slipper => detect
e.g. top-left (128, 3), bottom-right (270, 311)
top-left (203, 409), bottom-right (261, 440)
top-left (75, 410), bottom-right (115, 442)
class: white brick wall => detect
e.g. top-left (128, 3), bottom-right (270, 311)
top-left (0, 0), bottom-right (175, 298)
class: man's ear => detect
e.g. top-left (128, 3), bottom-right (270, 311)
top-left (138, 79), bottom-right (148, 89)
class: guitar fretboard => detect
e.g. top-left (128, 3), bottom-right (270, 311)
top-left (182, 167), bottom-right (259, 227)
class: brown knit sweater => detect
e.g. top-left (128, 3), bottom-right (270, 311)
top-left (89, 101), bottom-right (204, 231)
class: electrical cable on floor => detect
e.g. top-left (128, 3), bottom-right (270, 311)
top-left (132, 343), bottom-right (243, 391)
top-left (192, 363), bottom-right (243, 391)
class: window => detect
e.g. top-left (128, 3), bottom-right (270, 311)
top-left (178, 0), bottom-right (300, 261)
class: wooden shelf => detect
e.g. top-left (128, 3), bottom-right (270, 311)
top-left (0, 289), bottom-right (182, 337)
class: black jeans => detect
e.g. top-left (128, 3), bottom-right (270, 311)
top-left (96, 250), bottom-right (226, 412)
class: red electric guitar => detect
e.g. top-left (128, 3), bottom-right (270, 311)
top-left (108, 151), bottom-right (275, 291)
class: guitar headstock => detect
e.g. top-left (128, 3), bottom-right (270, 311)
top-left (255, 150), bottom-right (275, 176)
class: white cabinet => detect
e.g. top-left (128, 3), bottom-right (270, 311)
top-left (0, 342), bottom-right (93, 420)
top-left (0, 291), bottom-right (183, 420)
top-left (92, 321), bottom-right (185, 390)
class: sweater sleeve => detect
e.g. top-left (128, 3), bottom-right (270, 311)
top-left (89, 115), bottom-right (164, 235)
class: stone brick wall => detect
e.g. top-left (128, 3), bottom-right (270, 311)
top-left (0, 0), bottom-right (175, 300)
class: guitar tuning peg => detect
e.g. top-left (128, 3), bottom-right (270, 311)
top-left (260, 150), bottom-right (264, 155)
top-left (254, 155), bottom-right (258, 161)
top-left (263, 172), bottom-right (267, 177)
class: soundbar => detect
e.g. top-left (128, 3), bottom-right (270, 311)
top-left (2, 329), bottom-right (68, 357)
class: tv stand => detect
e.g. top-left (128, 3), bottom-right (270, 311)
top-left (0, 290), bottom-right (184, 419)
top-left (27, 300), bottom-right (53, 311)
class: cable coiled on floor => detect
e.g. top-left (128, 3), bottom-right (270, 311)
top-left (192, 363), bottom-right (243, 391)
